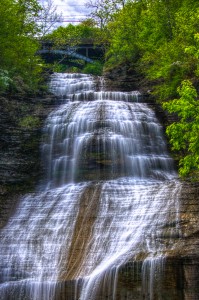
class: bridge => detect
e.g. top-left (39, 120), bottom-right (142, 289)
top-left (37, 40), bottom-right (105, 67)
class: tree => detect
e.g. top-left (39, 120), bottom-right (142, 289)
top-left (37, 0), bottom-right (63, 37)
top-left (105, 1), bottom-right (145, 67)
top-left (138, 0), bottom-right (199, 100)
top-left (163, 80), bottom-right (199, 178)
top-left (0, 0), bottom-right (43, 93)
top-left (86, 0), bottom-right (127, 29)
top-left (105, 0), bottom-right (199, 100)
top-left (44, 21), bottom-right (104, 47)
top-left (13, 0), bottom-right (41, 38)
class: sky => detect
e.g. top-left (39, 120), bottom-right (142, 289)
top-left (39, 0), bottom-right (91, 25)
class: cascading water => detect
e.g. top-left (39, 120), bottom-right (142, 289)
top-left (0, 73), bottom-right (181, 300)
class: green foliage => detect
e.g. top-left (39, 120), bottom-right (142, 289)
top-left (163, 80), bottom-right (199, 178)
top-left (44, 22), bottom-right (104, 48)
top-left (0, 0), bottom-right (43, 93)
top-left (105, 2), bottom-right (143, 67)
top-left (51, 63), bottom-right (68, 73)
top-left (82, 61), bottom-right (104, 75)
top-left (105, 0), bottom-right (199, 98)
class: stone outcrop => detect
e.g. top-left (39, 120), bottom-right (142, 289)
top-left (104, 64), bottom-right (170, 128)
top-left (0, 92), bottom-right (57, 227)
top-left (104, 64), bottom-right (142, 91)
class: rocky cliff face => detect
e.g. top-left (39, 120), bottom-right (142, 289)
top-left (0, 93), bottom-right (57, 227)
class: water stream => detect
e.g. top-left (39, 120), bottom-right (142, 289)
top-left (0, 73), bottom-right (181, 299)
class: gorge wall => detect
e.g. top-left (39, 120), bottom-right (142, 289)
top-left (0, 92), bottom-right (57, 227)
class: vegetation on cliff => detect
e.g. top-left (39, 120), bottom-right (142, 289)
top-left (163, 80), bottom-right (199, 178)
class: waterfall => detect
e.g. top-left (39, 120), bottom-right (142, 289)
top-left (0, 73), bottom-right (181, 300)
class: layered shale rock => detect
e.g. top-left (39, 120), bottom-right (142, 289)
top-left (0, 93), bottom-right (57, 226)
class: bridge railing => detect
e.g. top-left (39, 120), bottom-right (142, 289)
top-left (37, 39), bottom-right (105, 64)
top-left (37, 49), bottom-right (94, 63)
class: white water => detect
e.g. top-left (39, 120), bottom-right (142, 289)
top-left (0, 73), bottom-right (181, 300)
